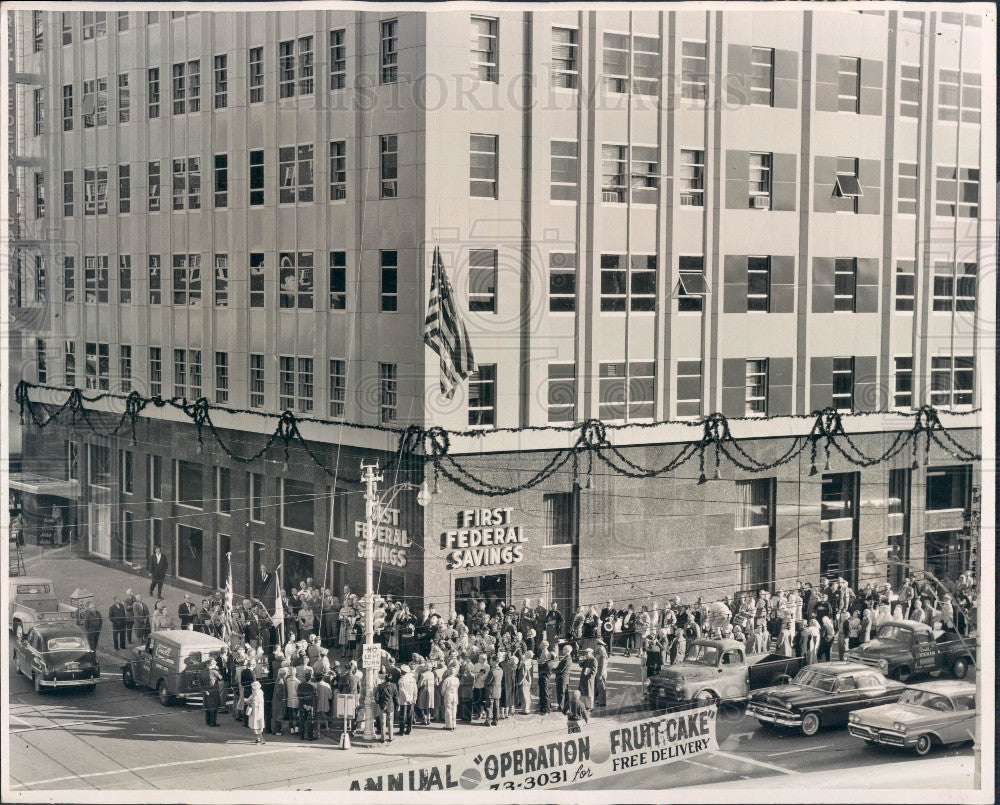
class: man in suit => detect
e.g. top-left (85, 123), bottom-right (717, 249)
top-left (536, 648), bottom-right (553, 713)
top-left (485, 657), bottom-right (504, 726)
top-left (555, 645), bottom-right (573, 713)
top-left (178, 594), bottom-right (196, 630)
top-left (123, 588), bottom-right (137, 644)
top-left (566, 690), bottom-right (589, 734)
top-left (109, 597), bottom-right (128, 650)
top-left (600, 600), bottom-right (617, 655)
top-left (83, 602), bottom-right (103, 652)
top-left (148, 546), bottom-right (169, 599)
top-left (373, 671), bottom-right (399, 743)
top-left (133, 594), bottom-right (151, 643)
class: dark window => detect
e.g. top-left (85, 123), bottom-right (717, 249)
top-left (176, 459), bottom-right (204, 509)
top-left (282, 478), bottom-right (315, 532)
top-left (821, 472), bottom-right (857, 520)
top-left (543, 492), bottom-right (575, 545)
top-left (925, 466), bottom-right (970, 511)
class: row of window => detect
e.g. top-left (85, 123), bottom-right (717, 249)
top-left (36, 148), bottom-right (978, 221)
top-left (74, 445), bottom-right (318, 533)
top-left (36, 13), bottom-right (982, 124)
top-left (46, 250), bottom-right (974, 319)
top-left (40, 340), bottom-right (973, 425)
top-left (52, 11), bottom-right (195, 47)
top-left (68, 441), bottom-right (973, 542)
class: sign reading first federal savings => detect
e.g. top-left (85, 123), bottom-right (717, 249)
top-left (335, 706), bottom-right (718, 791)
top-left (441, 508), bottom-right (526, 570)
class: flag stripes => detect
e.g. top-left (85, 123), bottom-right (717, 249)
top-left (423, 247), bottom-right (476, 400)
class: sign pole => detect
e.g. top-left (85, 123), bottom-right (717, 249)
top-left (361, 461), bottom-right (381, 741)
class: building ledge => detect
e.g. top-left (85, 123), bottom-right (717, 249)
top-left (20, 385), bottom-right (981, 457)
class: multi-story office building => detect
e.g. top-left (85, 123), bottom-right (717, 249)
top-left (9, 7), bottom-right (991, 615)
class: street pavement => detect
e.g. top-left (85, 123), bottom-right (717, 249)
top-left (6, 545), bottom-right (980, 792)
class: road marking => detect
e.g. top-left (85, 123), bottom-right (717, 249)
top-left (11, 745), bottom-right (301, 788)
top-left (710, 750), bottom-right (798, 775)
top-left (767, 744), bottom-right (828, 757)
top-left (11, 712), bottom-right (159, 734)
top-left (684, 758), bottom-right (751, 780)
top-left (9, 714), bottom-right (34, 726)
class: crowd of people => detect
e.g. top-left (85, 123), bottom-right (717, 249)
top-left (97, 565), bottom-right (978, 744)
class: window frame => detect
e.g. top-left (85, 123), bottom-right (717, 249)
top-left (380, 250), bottom-right (398, 312)
top-left (470, 134), bottom-right (499, 198)
top-left (468, 249), bottom-right (498, 313)
top-left (548, 252), bottom-right (576, 313)
top-left (380, 19), bottom-right (399, 84)
top-left (833, 257), bottom-right (857, 313)
top-left (745, 358), bottom-right (768, 416)
top-left (546, 363), bottom-right (576, 423)
top-left (831, 356), bottom-right (855, 412)
top-left (749, 46), bottom-right (774, 106)
top-left (893, 356), bottom-right (913, 409)
top-left (471, 16), bottom-right (499, 83)
top-left (467, 364), bottom-right (497, 428)
top-left (379, 363), bottom-right (397, 423)
top-left (552, 27), bottom-right (579, 89)
top-left (837, 56), bottom-right (861, 113)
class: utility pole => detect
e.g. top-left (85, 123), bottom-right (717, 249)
top-left (360, 460), bottom-right (382, 741)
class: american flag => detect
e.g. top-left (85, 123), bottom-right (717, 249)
top-left (423, 247), bottom-right (476, 400)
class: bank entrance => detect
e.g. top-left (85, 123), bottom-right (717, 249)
top-left (454, 573), bottom-right (508, 618)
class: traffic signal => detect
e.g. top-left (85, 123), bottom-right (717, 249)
top-left (372, 595), bottom-right (387, 632)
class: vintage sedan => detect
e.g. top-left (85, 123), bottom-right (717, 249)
top-left (12, 623), bottom-right (101, 693)
top-left (746, 662), bottom-right (904, 736)
top-left (848, 680), bottom-right (976, 756)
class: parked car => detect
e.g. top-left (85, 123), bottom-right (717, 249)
top-left (12, 622), bottom-right (101, 693)
top-left (122, 629), bottom-right (229, 706)
top-left (9, 577), bottom-right (78, 640)
top-left (746, 661), bottom-right (905, 736)
top-left (647, 638), bottom-right (805, 707)
top-left (848, 680), bottom-right (976, 756)
top-left (846, 619), bottom-right (976, 681)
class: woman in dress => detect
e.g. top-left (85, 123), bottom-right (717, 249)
top-left (248, 680), bottom-right (266, 744)
top-left (441, 666), bottom-right (460, 730)
top-left (270, 665), bottom-right (289, 735)
top-left (416, 664), bottom-right (436, 725)
top-left (803, 618), bottom-right (820, 665)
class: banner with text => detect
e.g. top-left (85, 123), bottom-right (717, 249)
top-left (331, 705), bottom-right (717, 792)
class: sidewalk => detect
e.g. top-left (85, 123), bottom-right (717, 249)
top-left (18, 542), bottom-right (200, 667)
top-left (16, 545), bottom-right (650, 709)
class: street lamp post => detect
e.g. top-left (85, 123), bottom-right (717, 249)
top-left (359, 461), bottom-right (431, 741)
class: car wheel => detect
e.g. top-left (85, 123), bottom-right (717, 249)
top-left (157, 680), bottom-right (172, 706)
top-left (894, 666), bottom-right (912, 683)
top-left (800, 712), bottom-right (821, 737)
top-left (951, 658), bottom-right (969, 680)
top-left (122, 665), bottom-right (135, 688)
top-left (693, 690), bottom-right (716, 705)
top-left (913, 734), bottom-right (933, 756)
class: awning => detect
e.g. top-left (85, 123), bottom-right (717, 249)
top-left (8, 473), bottom-right (81, 500)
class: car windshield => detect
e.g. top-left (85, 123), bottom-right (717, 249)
top-left (875, 625), bottom-right (913, 643)
top-left (791, 668), bottom-right (837, 692)
top-left (684, 644), bottom-right (721, 666)
top-left (17, 583), bottom-right (53, 594)
top-left (47, 636), bottom-right (88, 651)
top-left (899, 689), bottom-right (954, 711)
